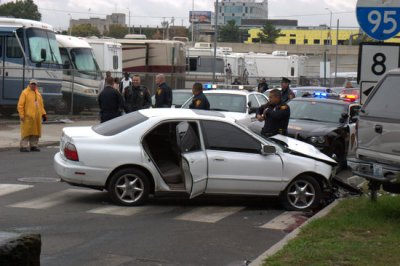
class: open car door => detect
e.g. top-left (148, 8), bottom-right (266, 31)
top-left (176, 121), bottom-right (208, 198)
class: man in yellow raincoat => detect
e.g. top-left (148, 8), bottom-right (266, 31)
top-left (17, 79), bottom-right (47, 152)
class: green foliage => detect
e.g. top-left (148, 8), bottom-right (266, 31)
top-left (0, 0), bottom-right (41, 21)
top-left (257, 22), bottom-right (281, 44)
top-left (70, 24), bottom-right (100, 37)
top-left (219, 20), bottom-right (241, 43)
top-left (104, 24), bottom-right (129, 39)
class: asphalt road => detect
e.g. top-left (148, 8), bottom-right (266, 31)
top-left (0, 147), bottom-right (351, 266)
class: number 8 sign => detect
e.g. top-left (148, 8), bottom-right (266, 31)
top-left (357, 0), bottom-right (400, 41)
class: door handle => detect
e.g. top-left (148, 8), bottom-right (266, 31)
top-left (213, 157), bottom-right (225, 162)
top-left (375, 125), bottom-right (383, 134)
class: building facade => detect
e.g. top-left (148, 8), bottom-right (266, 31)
top-left (70, 13), bottom-right (126, 34)
top-left (216, 0), bottom-right (268, 26)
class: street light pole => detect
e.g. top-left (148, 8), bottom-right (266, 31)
top-left (191, 0), bottom-right (195, 46)
top-left (126, 8), bottom-right (131, 34)
top-left (326, 8), bottom-right (333, 45)
top-left (68, 13), bottom-right (72, 35)
top-left (212, 0), bottom-right (219, 83)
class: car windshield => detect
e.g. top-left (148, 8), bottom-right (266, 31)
top-left (92, 112), bottom-right (148, 136)
top-left (173, 91), bottom-right (193, 106)
top-left (289, 100), bottom-right (347, 123)
top-left (70, 48), bottom-right (99, 75)
top-left (27, 28), bottom-right (62, 64)
top-left (183, 93), bottom-right (246, 113)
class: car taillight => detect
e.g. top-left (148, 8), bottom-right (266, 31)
top-left (342, 94), bottom-right (358, 102)
top-left (64, 143), bottom-right (79, 161)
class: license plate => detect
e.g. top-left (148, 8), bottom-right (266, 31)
top-left (373, 164), bottom-right (383, 177)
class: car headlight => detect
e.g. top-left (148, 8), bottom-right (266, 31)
top-left (309, 136), bottom-right (326, 144)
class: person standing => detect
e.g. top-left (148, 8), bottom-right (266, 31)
top-left (119, 72), bottom-right (132, 94)
top-left (99, 71), bottom-right (111, 93)
top-left (189, 83), bottom-right (210, 110)
top-left (154, 74), bottom-right (172, 108)
top-left (225, 63), bottom-right (232, 84)
top-left (256, 89), bottom-right (290, 137)
top-left (258, 78), bottom-right (269, 93)
top-left (17, 79), bottom-right (47, 152)
top-left (280, 77), bottom-right (295, 104)
top-left (98, 76), bottom-right (124, 123)
top-left (124, 75), bottom-right (152, 113)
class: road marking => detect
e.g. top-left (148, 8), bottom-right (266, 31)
top-left (0, 184), bottom-right (33, 197)
top-left (87, 206), bottom-right (148, 216)
top-left (9, 189), bottom-right (97, 209)
top-left (260, 211), bottom-right (307, 230)
top-left (175, 206), bottom-right (244, 223)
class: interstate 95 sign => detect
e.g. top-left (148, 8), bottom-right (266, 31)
top-left (357, 0), bottom-right (400, 41)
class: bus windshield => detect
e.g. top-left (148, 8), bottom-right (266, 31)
top-left (27, 28), bottom-right (62, 64)
top-left (70, 48), bottom-right (99, 75)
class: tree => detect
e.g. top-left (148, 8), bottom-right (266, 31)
top-left (219, 20), bottom-right (241, 43)
top-left (70, 24), bottom-right (100, 37)
top-left (104, 24), bottom-right (129, 39)
top-left (0, 0), bottom-right (41, 21)
top-left (258, 22), bottom-right (281, 44)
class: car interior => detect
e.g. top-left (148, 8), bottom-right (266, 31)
top-left (142, 121), bottom-right (201, 191)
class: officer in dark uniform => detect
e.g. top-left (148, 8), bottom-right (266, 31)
top-left (189, 83), bottom-right (210, 110)
top-left (280, 77), bottom-right (295, 104)
top-left (98, 76), bottom-right (124, 123)
top-left (154, 74), bottom-right (172, 108)
top-left (258, 78), bottom-right (269, 93)
top-left (124, 75), bottom-right (152, 113)
top-left (257, 89), bottom-right (290, 137)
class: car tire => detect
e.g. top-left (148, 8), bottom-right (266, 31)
top-left (281, 175), bottom-right (322, 211)
top-left (108, 168), bottom-right (150, 206)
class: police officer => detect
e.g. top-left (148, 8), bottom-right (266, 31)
top-left (256, 89), bottom-right (290, 137)
top-left (98, 76), bottom-right (124, 123)
top-left (258, 78), bottom-right (269, 93)
top-left (124, 75), bottom-right (152, 113)
top-left (154, 74), bottom-right (172, 108)
top-left (280, 77), bottom-right (295, 104)
top-left (189, 83), bottom-right (210, 110)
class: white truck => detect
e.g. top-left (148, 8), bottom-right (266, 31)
top-left (85, 38), bottom-right (123, 75)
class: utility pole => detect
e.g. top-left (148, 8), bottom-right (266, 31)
top-left (191, 0), bottom-right (195, 46)
top-left (126, 8), bottom-right (131, 34)
top-left (334, 19), bottom-right (340, 86)
top-left (212, 0), bottom-right (219, 83)
top-left (326, 8), bottom-right (333, 45)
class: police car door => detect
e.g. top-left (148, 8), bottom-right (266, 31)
top-left (347, 104), bottom-right (361, 156)
top-left (176, 121), bottom-right (208, 198)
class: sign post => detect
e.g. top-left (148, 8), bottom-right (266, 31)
top-left (356, 0), bottom-right (400, 103)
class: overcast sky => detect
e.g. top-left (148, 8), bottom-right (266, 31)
top-left (5, 0), bottom-right (359, 30)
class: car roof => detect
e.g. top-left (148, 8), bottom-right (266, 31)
top-left (138, 108), bottom-right (236, 122)
top-left (291, 97), bottom-right (352, 106)
top-left (173, 89), bottom-right (192, 93)
top-left (294, 86), bottom-right (327, 90)
top-left (203, 90), bottom-right (252, 95)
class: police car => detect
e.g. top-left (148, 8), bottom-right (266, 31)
top-left (182, 89), bottom-right (268, 125)
top-left (249, 95), bottom-right (361, 168)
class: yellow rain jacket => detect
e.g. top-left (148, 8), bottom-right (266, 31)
top-left (17, 87), bottom-right (46, 138)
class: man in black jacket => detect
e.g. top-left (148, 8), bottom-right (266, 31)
top-left (98, 77), bottom-right (124, 123)
top-left (256, 89), bottom-right (290, 137)
top-left (154, 74), bottom-right (172, 108)
top-left (189, 83), bottom-right (210, 110)
top-left (124, 75), bottom-right (152, 113)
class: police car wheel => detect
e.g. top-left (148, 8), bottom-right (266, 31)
top-left (108, 168), bottom-right (150, 206)
top-left (281, 175), bottom-right (322, 211)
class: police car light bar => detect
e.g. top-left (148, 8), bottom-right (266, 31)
top-left (314, 92), bottom-right (328, 98)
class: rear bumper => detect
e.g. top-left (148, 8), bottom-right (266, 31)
top-left (347, 157), bottom-right (400, 184)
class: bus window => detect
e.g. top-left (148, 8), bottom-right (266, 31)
top-left (6, 36), bottom-right (23, 58)
top-left (59, 48), bottom-right (71, 69)
top-left (0, 37), bottom-right (3, 58)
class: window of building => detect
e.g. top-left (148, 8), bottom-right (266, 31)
top-left (224, 6), bottom-right (243, 13)
top-left (224, 16), bottom-right (241, 25)
top-left (304, 39), bottom-right (308, 44)
top-left (252, 38), bottom-right (260, 43)
top-left (314, 39), bottom-right (320, 44)
top-left (337, 40), bottom-right (345, 45)
top-left (245, 7), bottom-right (248, 13)
top-left (279, 34), bottom-right (286, 37)
top-left (324, 39), bottom-right (331, 45)
top-left (290, 34), bottom-right (296, 37)
top-left (290, 39), bottom-right (296, 44)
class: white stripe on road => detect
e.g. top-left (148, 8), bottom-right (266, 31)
top-left (175, 206), bottom-right (244, 223)
top-left (0, 184), bottom-right (34, 197)
top-left (260, 211), bottom-right (306, 230)
top-left (9, 189), bottom-right (97, 209)
top-left (87, 205), bottom-right (178, 216)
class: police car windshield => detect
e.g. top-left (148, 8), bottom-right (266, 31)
top-left (204, 94), bottom-right (246, 113)
top-left (289, 100), bottom-right (347, 123)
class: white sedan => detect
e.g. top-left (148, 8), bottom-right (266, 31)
top-left (182, 90), bottom-right (268, 125)
top-left (54, 109), bottom-right (337, 211)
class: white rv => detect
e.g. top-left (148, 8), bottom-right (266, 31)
top-left (85, 38), bottom-right (122, 75)
top-left (0, 18), bottom-right (63, 116)
top-left (56, 35), bottom-right (101, 114)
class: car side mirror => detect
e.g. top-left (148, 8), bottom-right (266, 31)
top-left (261, 145), bottom-right (276, 155)
top-left (40, 49), bottom-right (47, 61)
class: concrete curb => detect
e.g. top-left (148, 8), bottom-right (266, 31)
top-left (249, 200), bottom-right (340, 266)
top-left (0, 141), bottom-right (59, 152)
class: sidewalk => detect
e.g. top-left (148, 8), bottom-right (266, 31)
top-left (0, 119), bottom-right (99, 150)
